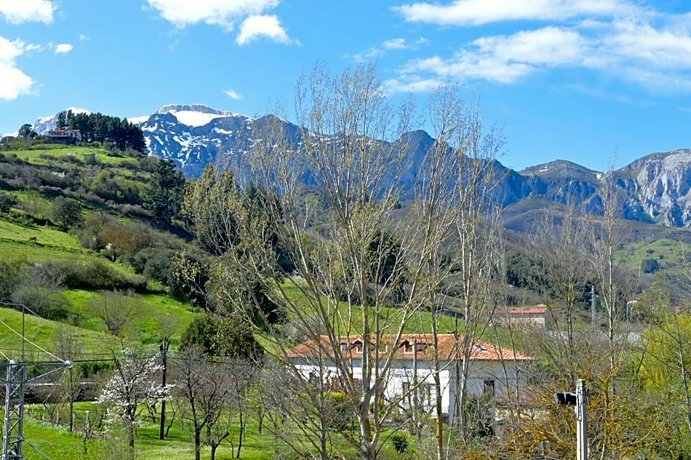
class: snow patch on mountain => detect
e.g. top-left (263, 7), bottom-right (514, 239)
top-left (33, 107), bottom-right (90, 134)
top-left (154, 104), bottom-right (238, 128)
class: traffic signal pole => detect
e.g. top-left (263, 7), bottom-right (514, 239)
top-left (555, 379), bottom-right (588, 460)
top-left (575, 379), bottom-right (587, 460)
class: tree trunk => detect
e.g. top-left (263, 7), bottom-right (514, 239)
top-left (126, 420), bottom-right (135, 460)
top-left (194, 428), bottom-right (202, 460)
top-left (236, 411), bottom-right (244, 458)
top-left (68, 367), bottom-right (74, 432)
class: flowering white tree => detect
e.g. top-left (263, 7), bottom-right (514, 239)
top-left (97, 348), bottom-right (172, 457)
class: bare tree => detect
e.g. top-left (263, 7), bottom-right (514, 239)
top-left (525, 207), bottom-right (589, 382)
top-left (55, 326), bottom-right (83, 432)
top-left (174, 346), bottom-right (255, 460)
top-left (225, 65), bottom-right (506, 459)
top-left (154, 313), bottom-right (179, 440)
top-left (86, 290), bottom-right (138, 336)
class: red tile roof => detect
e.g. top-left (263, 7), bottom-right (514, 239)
top-left (286, 334), bottom-right (532, 362)
top-left (494, 307), bottom-right (547, 316)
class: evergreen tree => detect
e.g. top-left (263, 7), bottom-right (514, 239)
top-left (144, 159), bottom-right (184, 224)
top-left (18, 124), bottom-right (37, 139)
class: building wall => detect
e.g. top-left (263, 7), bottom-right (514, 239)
top-left (291, 357), bottom-right (529, 423)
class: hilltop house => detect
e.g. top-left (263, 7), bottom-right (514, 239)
top-left (286, 333), bottom-right (532, 423)
top-left (46, 129), bottom-right (81, 144)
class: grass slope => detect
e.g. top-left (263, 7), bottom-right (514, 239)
top-left (0, 307), bottom-right (120, 360)
top-left (61, 290), bottom-right (198, 346)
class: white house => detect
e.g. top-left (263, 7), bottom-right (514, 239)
top-left (286, 333), bottom-right (532, 423)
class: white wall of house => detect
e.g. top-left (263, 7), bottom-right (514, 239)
top-left (290, 357), bottom-right (528, 423)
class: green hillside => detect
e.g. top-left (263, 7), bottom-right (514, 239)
top-left (0, 143), bottom-right (198, 356)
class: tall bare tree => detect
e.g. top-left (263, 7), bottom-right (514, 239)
top-left (526, 207), bottom-right (589, 382)
top-left (175, 346), bottom-right (255, 460)
top-left (220, 65), bottom-right (506, 459)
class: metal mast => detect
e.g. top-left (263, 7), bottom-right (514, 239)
top-left (2, 361), bottom-right (26, 460)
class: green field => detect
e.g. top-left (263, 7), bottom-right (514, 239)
top-left (61, 290), bottom-right (199, 346)
top-left (0, 219), bottom-right (83, 250)
top-left (8, 147), bottom-right (139, 167)
top-left (618, 237), bottom-right (690, 275)
top-left (20, 401), bottom-right (410, 460)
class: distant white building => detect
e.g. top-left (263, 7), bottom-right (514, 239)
top-left (286, 333), bottom-right (532, 423)
top-left (46, 129), bottom-right (81, 144)
top-left (493, 306), bottom-right (552, 329)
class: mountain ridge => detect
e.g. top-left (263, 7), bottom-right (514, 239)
top-left (32, 105), bottom-right (691, 228)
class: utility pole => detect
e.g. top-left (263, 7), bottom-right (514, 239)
top-left (555, 378), bottom-right (588, 460)
top-left (159, 336), bottom-right (168, 440)
top-left (590, 285), bottom-right (596, 326)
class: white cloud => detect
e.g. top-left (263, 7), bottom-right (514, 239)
top-left (79, 34), bottom-right (90, 41)
top-left (402, 27), bottom-right (586, 84)
top-left (394, 0), bottom-right (630, 26)
top-left (0, 0), bottom-right (55, 24)
top-left (606, 20), bottom-right (691, 69)
top-left (54, 43), bottom-right (73, 54)
top-left (0, 37), bottom-right (34, 100)
top-left (353, 37), bottom-right (427, 63)
top-left (383, 77), bottom-right (443, 94)
top-left (147, 0), bottom-right (278, 30)
top-left (236, 15), bottom-right (294, 45)
top-left (224, 89), bottom-right (243, 100)
top-left (383, 38), bottom-right (407, 50)
top-left (388, 1), bottom-right (691, 94)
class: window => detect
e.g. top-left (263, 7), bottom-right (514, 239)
top-left (340, 342), bottom-right (350, 352)
top-left (483, 379), bottom-right (495, 397)
top-left (402, 381), bottom-right (434, 409)
top-left (354, 341), bottom-right (363, 353)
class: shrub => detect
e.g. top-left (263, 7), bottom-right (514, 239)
top-left (85, 290), bottom-right (139, 336)
top-left (35, 260), bottom-right (146, 292)
top-left (0, 257), bottom-right (23, 302)
top-left (0, 192), bottom-right (16, 213)
top-left (180, 313), bottom-right (263, 361)
top-left (131, 247), bottom-right (176, 284)
top-left (11, 283), bottom-right (66, 319)
top-left (642, 258), bottom-right (661, 274)
top-left (324, 391), bottom-right (352, 430)
top-left (390, 433), bottom-right (409, 454)
top-left (51, 196), bottom-right (83, 230)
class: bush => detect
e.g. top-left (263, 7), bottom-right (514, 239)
top-left (0, 192), bottom-right (16, 213)
top-left (180, 313), bottom-right (263, 361)
top-left (85, 290), bottom-right (139, 336)
top-left (0, 257), bottom-right (23, 302)
top-left (51, 196), bottom-right (83, 230)
top-left (324, 391), bottom-right (352, 430)
top-left (642, 258), bottom-right (661, 274)
top-left (390, 433), bottom-right (409, 454)
top-left (11, 283), bottom-right (66, 319)
top-left (35, 260), bottom-right (146, 292)
top-left (131, 247), bottom-right (176, 284)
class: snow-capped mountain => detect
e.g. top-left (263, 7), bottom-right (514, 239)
top-left (133, 104), bottom-right (269, 178)
top-left (33, 107), bottom-right (90, 134)
top-left (32, 104), bottom-right (691, 228)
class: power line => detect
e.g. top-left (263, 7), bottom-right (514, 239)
top-left (0, 318), bottom-right (64, 364)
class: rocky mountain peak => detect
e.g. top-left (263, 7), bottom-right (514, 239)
top-left (155, 104), bottom-right (230, 116)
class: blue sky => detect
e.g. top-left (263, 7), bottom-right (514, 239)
top-left (1, 0), bottom-right (691, 171)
